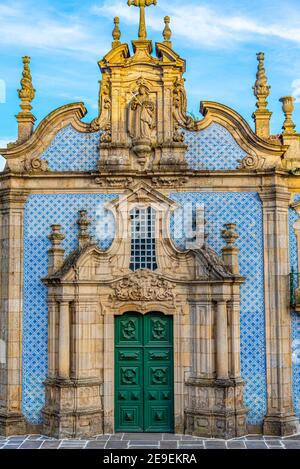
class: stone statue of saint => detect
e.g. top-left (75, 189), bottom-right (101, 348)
top-left (128, 85), bottom-right (155, 142)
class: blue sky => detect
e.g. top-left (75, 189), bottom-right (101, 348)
top-left (1, 0), bottom-right (300, 169)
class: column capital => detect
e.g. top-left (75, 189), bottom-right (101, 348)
top-left (0, 189), bottom-right (30, 209)
top-left (259, 187), bottom-right (291, 206)
top-left (56, 296), bottom-right (74, 304)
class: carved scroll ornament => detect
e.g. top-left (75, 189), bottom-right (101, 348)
top-left (111, 270), bottom-right (175, 302)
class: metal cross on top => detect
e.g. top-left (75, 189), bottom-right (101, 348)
top-left (127, 0), bottom-right (157, 40)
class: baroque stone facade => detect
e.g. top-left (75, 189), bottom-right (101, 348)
top-left (0, 2), bottom-right (300, 439)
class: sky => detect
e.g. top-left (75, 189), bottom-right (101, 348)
top-left (1, 0), bottom-right (300, 170)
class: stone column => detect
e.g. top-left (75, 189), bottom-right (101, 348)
top-left (260, 188), bottom-right (299, 436)
top-left (0, 190), bottom-right (29, 436)
top-left (216, 300), bottom-right (229, 380)
top-left (58, 301), bottom-right (70, 379)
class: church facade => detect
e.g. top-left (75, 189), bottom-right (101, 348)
top-left (0, 3), bottom-right (300, 440)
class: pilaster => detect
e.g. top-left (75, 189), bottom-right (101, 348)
top-left (260, 187), bottom-right (299, 436)
top-left (0, 189), bottom-right (29, 436)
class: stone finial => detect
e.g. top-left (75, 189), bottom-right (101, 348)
top-left (252, 52), bottom-right (272, 139)
top-left (280, 96), bottom-right (296, 135)
top-left (17, 56), bottom-right (36, 144)
top-left (221, 223), bottom-right (240, 275)
top-left (163, 16), bottom-right (172, 47)
top-left (112, 17), bottom-right (121, 48)
top-left (48, 224), bottom-right (65, 274)
top-left (77, 210), bottom-right (91, 248)
top-left (127, 0), bottom-right (157, 40)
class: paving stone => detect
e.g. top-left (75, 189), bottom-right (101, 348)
top-left (246, 435), bottom-right (264, 440)
top-left (162, 434), bottom-right (182, 440)
top-left (129, 440), bottom-right (159, 446)
top-left (2, 445), bottom-right (22, 450)
top-left (105, 441), bottom-right (128, 449)
top-left (159, 441), bottom-right (178, 449)
top-left (19, 441), bottom-right (43, 449)
top-left (283, 435), bottom-right (300, 440)
top-left (86, 441), bottom-right (106, 449)
top-left (204, 441), bottom-right (226, 449)
top-left (265, 440), bottom-right (282, 447)
top-left (96, 435), bottom-right (111, 440)
top-left (27, 435), bottom-right (42, 440)
top-left (226, 441), bottom-right (246, 449)
top-left (179, 443), bottom-right (205, 449)
top-left (40, 441), bottom-right (61, 449)
top-left (245, 441), bottom-right (268, 449)
top-left (109, 433), bottom-right (124, 440)
top-left (282, 441), bottom-right (300, 449)
top-left (181, 435), bottom-right (198, 440)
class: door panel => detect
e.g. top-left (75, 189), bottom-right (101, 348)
top-left (115, 313), bottom-right (143, 431)
top-left (115, 312), bottom-right (174, 432)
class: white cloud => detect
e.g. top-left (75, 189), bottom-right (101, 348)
top-left (0, 137), bottom-right (16, 148)
top-left (0, 79), bottom-right (6, 103)
top-left (92, 0), bottom-right (300, 47)
top-left (0, 2), bottom-right (106, 56)
top-left (292, 79), bottom-right (300, 103)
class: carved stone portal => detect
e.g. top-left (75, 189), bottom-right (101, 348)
top-left (41, 184), bottom-right (247, 439)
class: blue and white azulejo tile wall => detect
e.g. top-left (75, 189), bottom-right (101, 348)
top-left (184, 123), bottom-right (246, 170)
top-left (23, 193), bottom-right (117, 423)
top-left (170, 192), bottom-right (267, 425)
top-left (40, 125), bottom-right (100, 172)
top-left (289, 194), bottom-right (300, 420)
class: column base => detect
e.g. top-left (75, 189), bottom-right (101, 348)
top-left (42, 377), bottom-right (103, 438)
top-left (0, 412), bottom-right (26, 436)
top-left (185, 378), bottom-right (248, 439)
top-left (263, 414), bottom-right (300, 436)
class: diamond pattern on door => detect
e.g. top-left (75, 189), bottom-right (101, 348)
top-left (115, 312), bottom-right (174, 432)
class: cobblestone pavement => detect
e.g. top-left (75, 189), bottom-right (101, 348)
top-left (0, 433), bottom-right (300, 449)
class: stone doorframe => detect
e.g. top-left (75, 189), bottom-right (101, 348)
top-left (41, 182), bottom-right (247, 439)
top-left (104, 304), bottom-right (180, 435)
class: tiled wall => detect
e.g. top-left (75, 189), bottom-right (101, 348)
top-left (170, 192), bottom-right (266, 425)
top-left (40, 125), bottom-right (100, 172)
top-left (289, 195), bottom-right (300, 420)
top-left (23, 191), bottom-right (266, 426)
top-left (23, 193), bottom-right (117, 423)
top-left (184, 123), bottom-right (246, 170)
top-left (40, 123), bottom-right (244, 172)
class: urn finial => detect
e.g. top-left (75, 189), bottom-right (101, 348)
top-left (163, 16), bottom-right (172, 47)
top-left (280, 96), bottom-right (296, 135)
top-left (112, 17), bottom-right (121, 48)
top-left (77, 210), bottom-right (92, 248)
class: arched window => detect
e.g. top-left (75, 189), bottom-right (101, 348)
top-left (130, 206), bottom-right (157, 271)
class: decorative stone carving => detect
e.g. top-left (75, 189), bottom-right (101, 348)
top-left (173, 77), bottom-right (197, 133)
top-left (128, 81), bottom-right (156, 167)
top-left (152, 176), bottom-right (188, 187)
top-left (111, 270), bottom-right (175, 302)
top-left (280, 96), bottom-right (296, 135)
top-left (23, 155), bottom-right (48, 173)
top-left (237, 153), bottom-right (259, 170)
top-left (252, 52), bottom-right (272, 139)
top-left (94, 176), bottom-right (133, 187)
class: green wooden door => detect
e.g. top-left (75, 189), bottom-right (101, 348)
top-left (115, 312), bottom-right (174, 432)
